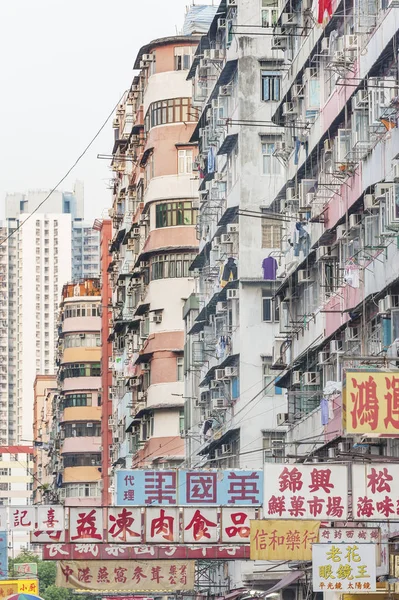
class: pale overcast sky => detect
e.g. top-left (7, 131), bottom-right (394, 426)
top-left (0, 0), bottom-right (208, 221)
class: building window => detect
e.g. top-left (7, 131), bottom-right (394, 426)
top-left (145, 98), bottom-right (198, 132)
top-left (64, 334), bottom-right (101, 348)
top-left (156, 202), bottom-right (196, 228)
top-left (262, 141), bottom-right (282, 175)
top-left (178, 149), bottom-right (193, 174)
top-left (262, 294), bottom-right (273, 322)
top-left (64, 423), bottom-right (101, 437)
top-left (262, 359), bottom-right (274, 396)
top-left (151, 253), bottom-right (195, 281)
top-left (63, 454), bottom-right (101, 467)
top-left (174, 46), bottom-right (193, 71)
top-left (261, 71), bottom-right (281, 101)
top-left (64, 483), bottom-right (100, 497)
top-left (177, 357), bottom-right (184, 381)
top-left (263, 430), bottom-right (285, 463)
top-left (179, 408), bottom-right (185, 434)
top-left (64, 393), bottom-right (90, 408)
top-left (60, 363), bottom-right (101, 380)
top-left (261, 217), bottom-right (282, 249)
top-left (261, 0), bottom-right (278, 27)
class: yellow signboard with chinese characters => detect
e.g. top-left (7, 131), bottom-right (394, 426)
top-left (0, 579), bottom-right (38, 596)
top-left (250, 520), bottom-right (320, 561)
top-left (56, 560), bottom-right (195, 592)
top-left (312, 544), bottom-right (376, 592)
top-left (343, 370), bottom-right (399, 434)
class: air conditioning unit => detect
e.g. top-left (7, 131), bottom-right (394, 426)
top-left (282, 102), bottom-right (298, 116)
top-left (210, 380), bottom-right (220, 389)
top-left (345, 326), bottom-right (360, 341)
top-left (153, 314), bottom-right (162, 323)
top-left (221, 234), bottom-right (233, 244)
top-left (227, 289), bottom-right (239, 300)
top-left (316, 246), bottom-right (336, 260)
top-left (218, 17), bottom-right (227, 28)
top-left (281, 12), bottom-right (296, 25)
top-left (215, 369), bottom-right (225, 380)
top-left (224, 366), bottom-right (238, 377)
top-left (129, 377), bottom-right (140, 387)
top-left (142, 362), bottom-right (150, 371)
top-left (227, 224), bottom-right (239, 234)
top-left (385, 295), bottom-right (399, 311)
top-left (298, 269), bottom-right (314, 284)
top-left (286, 187), bottom-right (297, 201)
top-left (221, 443), bottom-right (232, 454)
top-left (142, 53), bottom-right (155, 62)
top-left (292, 371), bottom-right (301, 386)
top-left (216, 301), bottom-right (227, 313)
top-left (324, 138), bottom-right (333, 153)
top-left (220, 84), bottom-right (232, 96)
top-left (378, 299), bottom-right (386, 314)
top-left (336, 224), bottom-right (347, 240)
top-left (349, 214), bottom-right (362, 229)
top-left (132, 227), bottom-right (140, 236)
top-left (345, 35), bottom-right (358, 51)
top-left (318, 351), bottom-right (330, 364)
top-left (364, 194), bottom-right (378, 211)
top-left (330, 339), bottom-right (343, 353)
top-left (212, 397), bottom-right (226, 410)
top-left (277, 412), bottom-right (289, 426)
top-left (87, 422), bottom-right (93, 428)
top-left (302, 372), bottom-right (320, 386)
top-left (320, 37), bottom-right (330, 54)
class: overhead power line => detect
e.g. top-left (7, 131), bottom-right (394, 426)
top-left (0, 91), bottom-right (127, 247)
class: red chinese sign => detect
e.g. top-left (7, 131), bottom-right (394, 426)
top-left (69, 508), bottom-right (103, 542)
top-left (56, 560), bottom-right (195, 591)
top-left (263, 465), bottom-right (348, 520)
top-left (183, 508), bottom-right (218, 544)
top-left (344, 370), bottom-right (399, 434)
top-left (353, 464), bottom-right (399, 520)
top-left (43, 544), bottom-right (250, 561)
top-left (145, 508), bottom-right (179, 543)
top-left (221, 508), bottom-right (255, 543)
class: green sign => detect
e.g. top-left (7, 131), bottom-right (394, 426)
top-left (14, 564), bottom-right (38, 576)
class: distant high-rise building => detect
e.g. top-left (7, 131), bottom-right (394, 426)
top-left (0, 182), bottom-right (99, 444)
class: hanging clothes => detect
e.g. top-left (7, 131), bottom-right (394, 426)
top-left (294, 134), bottom-right (309, 165)
top-left (207, 147), bottom-right (215, 174)
top-left (293, 222), bottom-right (311, 258)
top-left (320, 398), bottom-right (329, 425)
top-left (262, 256), bottom-right (278, 280)
top-left (344, 262), bottom-right (360, 288)
top-left (221, 257), bottom-right (238, 287)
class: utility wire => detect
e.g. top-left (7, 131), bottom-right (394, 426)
top-left (0, 91), bottom-right (127, 247)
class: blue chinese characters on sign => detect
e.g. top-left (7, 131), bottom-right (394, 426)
top-left (116, 470), bottom-right (263, 506)
top-left (0, 531), bottom-right (7, 579)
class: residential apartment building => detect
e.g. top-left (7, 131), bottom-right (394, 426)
top-left (94, 218), bottom-right (113, 506)
top-left (71, 220), bottom-right (100, 280)
top-left (184, 0), bottom-right (286, 476)
top-left (108, 33), bottom-right (201, 473)
top-left (0, 183), bottom-right (99, 446)
top-left (267, 0), bottom-right (399, 462)
top-left (50, 279), bottom-right (102, 505)
top-left (33, 375), bottom-right (57, 505)
top-left (0, 446), bottom-right (34, 554)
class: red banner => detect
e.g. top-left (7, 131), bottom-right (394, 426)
top-left (43, 544), bottom-right (250, 561)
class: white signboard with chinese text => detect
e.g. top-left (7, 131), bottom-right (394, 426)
top-left (183, 508), bottom-right (218, 544)
top-left (221, 507), bottom-right (255, 543)
top-left (263, 464), bottom-right (348, 520)
top-left (37, 506), bottom-right (64, 531)
top-left (312, 543), bottom-right (376, 592)
top-left (145, 508), bottom-right (179, 543)
top-left (69, 508), bottom-right (103, 543)
top-left (352, 464), bottom-right (399, 520)
top-left (10, 507), bottom-right (36, 531)
top-left (107, 507), bottom-right (142, 543)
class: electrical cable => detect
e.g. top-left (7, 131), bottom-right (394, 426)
top-left (0, 91), bottom-right (127, 247)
